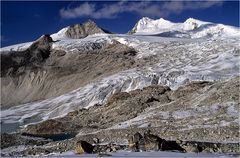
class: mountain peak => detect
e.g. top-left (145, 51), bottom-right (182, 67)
top-left (183, 18), bottom-right (211, 31)
top-left (185, 17), bottom-right (199, 22)
top-left (29, 34), bottom-right (53, 50)
top-left (138, 17), bottom-right (171, 25)
top-left (83, 19), bottom-right (97, 26)
top-left (140, 17), bottom-right (153, 22)
top-left (51, 20), bottom-right (111, 40)
top-left (129, 17), bottom-right (175, 34)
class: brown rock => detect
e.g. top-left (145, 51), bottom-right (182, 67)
top-left (75, 140), bottom-right (94, 154)
top-left (65, 20), bottom-right (111, 39)
top-left (128, 132), bottom-right (143, 152)
top-left (143, 130), bottom-right (163, 151)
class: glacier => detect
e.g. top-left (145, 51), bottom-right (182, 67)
top-left (1, 33), bottom-right (239, 131)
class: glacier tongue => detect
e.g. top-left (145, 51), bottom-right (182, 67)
top-left (1, 34), bottom-right (240, 129)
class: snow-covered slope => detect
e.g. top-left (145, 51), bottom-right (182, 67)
top-left (130, 17), bottom-right (240, 38)
top-left (0, 42), bottom-right (32, 51)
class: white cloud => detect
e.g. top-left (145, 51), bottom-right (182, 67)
top-left (60, 1), bottom-right (223, 19)
top-left (60, 3), bottom-right (96, 19)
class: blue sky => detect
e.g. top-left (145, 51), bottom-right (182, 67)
top-left (1, 1), bottom-right (239, 47)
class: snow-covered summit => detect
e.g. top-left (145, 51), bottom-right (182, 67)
top-left (51, 27), bottom-right (69, 40)
top-left (183, 18), bottom-right (210, 30)
top-left (130, 17), bottom-right (176, 34)
top-left (138, 17), bottom-right (174, 28)
top-left (130, 17), bottom-right (240, 38)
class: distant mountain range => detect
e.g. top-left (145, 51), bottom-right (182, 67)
top-left (129, 17), bottom-right (240, 38)
top-left (50, 17), bottom-right (240, 40)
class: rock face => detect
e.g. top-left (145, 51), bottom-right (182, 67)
top-left (75, 140), bottom-right (94, 154)
top-left (143, 130), bottom-right (163, 151)
top-left (128, 132), bottom-right (143, 151)
top-left (1, 37), bottom-right (137, 108)
top-left (65, 20), bottom-right (111, 39)
top-left (1, 35), bottom-right (53, 77)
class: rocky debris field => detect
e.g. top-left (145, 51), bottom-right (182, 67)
top-left (22, 77), bottom-right (239, 143)
top-left (1, 130), bottom-right (239, 157)
top-left (1, 77), bottom-right (239, 156)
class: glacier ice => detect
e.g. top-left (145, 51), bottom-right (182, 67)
top-left (1, 32), bottom-right (239, 130)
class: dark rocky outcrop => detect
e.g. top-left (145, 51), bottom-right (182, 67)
top-left (1, 35), bottom-right (53, 77)
top-left (65, 20), bottom-right (111, 39)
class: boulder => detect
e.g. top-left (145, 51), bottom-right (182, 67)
top-left (143, 130), bottom-right (164, 151)
top-left (128, 132), bottom-right (143, 152)
top-left (75, 140), bottom-right (94, 154)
